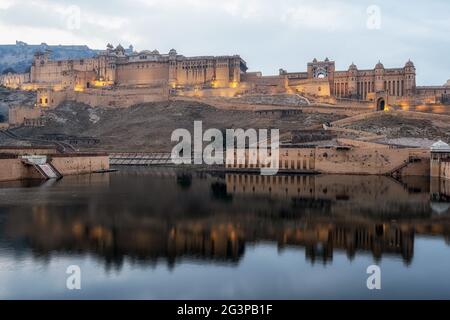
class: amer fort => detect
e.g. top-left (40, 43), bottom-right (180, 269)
top-left (0, 43), bottom-right (449, 109)
top-left (0, 43), bottom-right (450, 190)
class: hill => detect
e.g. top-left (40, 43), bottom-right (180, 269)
top-left (0, 41), bottom-right (99, 74)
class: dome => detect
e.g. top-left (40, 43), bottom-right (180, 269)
top-left (431, 140), bottom-right (450, 152)
top-left (115, 44), bottom-right (124, 51)
top-left (405, 59), bottom-right (414, 68)
top-left (375, 61), bottom-right (384, 69)
top-left (324, 57), bottom-right (329, 62)
top-left (169, 48), bottom-right (177, 55)
top-left (312, 58), bottom-right (317, 63)
top-left (348, 62), bottom-right (357, 70)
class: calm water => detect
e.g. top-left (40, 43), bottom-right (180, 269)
top-left (0, 168), bottom-right (449, 299)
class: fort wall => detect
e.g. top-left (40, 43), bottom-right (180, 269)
top-left (0, 153), bottom-right (109, 182)
top-left (0, 146), bottom-right (58, 155)
top-left (8, 106), bottom-right (42, 126)
top-left (50, 154), bottom-right (109, 176)
top-left (0, 156), bottom-right (40, 182)
top-left (226, 146), bottom-right (430, 176)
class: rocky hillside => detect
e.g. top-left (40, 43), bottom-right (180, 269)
top-left (0, 87), bottom-right (36, 121)
top-left (11, 100), bottom-right (343, 152)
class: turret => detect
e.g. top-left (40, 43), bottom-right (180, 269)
top-left (404, 59), bottom-right (416, 95)
top-left (168, 49), bottom-right (178, 88)
top-left (374, 61), bottom-right (385, 92)
top-left (347, 62), bottom-right (358, 97)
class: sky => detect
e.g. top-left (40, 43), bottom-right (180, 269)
top-left (0, 0), bottom-right (449, 85)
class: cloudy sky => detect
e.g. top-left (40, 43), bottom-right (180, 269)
top-left (0, 0), bottom-right (449, 85)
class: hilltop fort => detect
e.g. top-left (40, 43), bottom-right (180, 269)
top-left (0, 43), bottom-right (448, 110)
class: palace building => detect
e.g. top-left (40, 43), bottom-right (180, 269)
top-left (29, 44), bottom-right (247, 91)
top-left (279, 58), bottom-right (417, 100)
top-left (1, 44), bottom-right (449, 109)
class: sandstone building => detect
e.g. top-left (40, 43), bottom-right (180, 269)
top-left (0, 44), bottom-right (449, 109)
top-left (30, 44), bottom-right (247, 91)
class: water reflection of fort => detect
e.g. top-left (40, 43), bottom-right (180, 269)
top-left (1, 171), bottom-right (449, 268)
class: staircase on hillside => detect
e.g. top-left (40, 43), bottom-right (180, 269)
top-left (20, 155), bottom-right (62, 180)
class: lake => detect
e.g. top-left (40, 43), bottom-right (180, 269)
top-left (0, 168), bottom-right (449, 299)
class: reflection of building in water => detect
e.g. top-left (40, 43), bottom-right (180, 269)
top-left (167, 223), bottom-right (245, 264)
top-left (3, 201), bottom-right (450, 268)
top-left (280, 222), bottom-right (414, 264)
top-left (225, 173), bottom-right (432, 216)
top-left (1, 172), bottom-right (450, 269)
top-left (430, 140), bottom-right (450, 202)
top-left (225, 145), bottom-right (431, 176)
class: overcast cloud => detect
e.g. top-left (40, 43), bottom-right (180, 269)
top-left (0, 0), bottom-right (449, 85)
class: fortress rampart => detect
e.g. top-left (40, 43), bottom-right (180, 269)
top-left (1, 44), bottom-right (448, 110)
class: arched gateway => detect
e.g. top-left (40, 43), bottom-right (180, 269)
top-left (377, 98), bottom-right (385, 111)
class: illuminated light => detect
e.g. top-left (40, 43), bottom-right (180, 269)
top-left (416, 104), bottom-right (427, 112)
top-left (74, 84), bottom-right (84, 92)
top-left (92, 80), bottom-right (113, 88)
top-left (399, 101), bottom-right (410, 111)
top-left (229, 81), bottom-right (238, 88)
top-left (211, 80), bottom-right (218, 88)
top-left (72, 223), bottom-right (84, 236)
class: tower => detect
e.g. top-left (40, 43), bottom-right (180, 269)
top-left (430, 140), bottom-right (450, 177)
top-left (404, 60), bottom-right (416, 96)
top-left (374, 61), bottom-right (385, 93)
top-left (347, 62), bottom-right (358, 97)
top-left (168, 49), bottom-right (178, 88)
